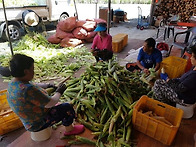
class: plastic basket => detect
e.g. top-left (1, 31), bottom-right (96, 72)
top-left (159, 56), bottom-right (187, 79)
top-left (112, 33), bottom-right (128, 53)
top-left (112, 38), bottom-right (123, 53)
top-left (132, 95), bottom-right (183, 145)
top-left (113, 33), bottom-right (128, 48)
top-left (0, 90), bottom-right (23, 135)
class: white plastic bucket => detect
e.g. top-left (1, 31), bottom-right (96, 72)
top-left (176, 103), bottom-right (195, 119)
top-left (31, 127), bottom-right (52, 141)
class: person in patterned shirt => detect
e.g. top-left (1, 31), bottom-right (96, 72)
top-left (7, 54), bottom-right (84, 136)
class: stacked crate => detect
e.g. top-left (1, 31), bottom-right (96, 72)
top-left (112, 33), bottom-right (128, 53)
top-left (0, 90), bottom-right (23, 135)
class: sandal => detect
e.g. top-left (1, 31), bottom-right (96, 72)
top-left (126, 63), bottom-right (137, 72)
top-left (64, 125), bottom-right (85, 136)
top-left (126, 63), bottom-right (137, 68)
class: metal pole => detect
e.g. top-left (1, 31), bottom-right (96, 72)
top-left (149, 0), bottom-right (155, 26)
top-left (2, 0), bottom-right (14, 56)
top-left (107, 0), bottom-right (111, 34)
top-left (95, 2), bottom-right (97, 18)
top-left (73, 0), bottom-right (78, 20)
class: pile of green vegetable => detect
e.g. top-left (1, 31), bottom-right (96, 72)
top-left (58, 59), bottom-right (152, 146)
top-left (0, 33), bottom-right (95, 82)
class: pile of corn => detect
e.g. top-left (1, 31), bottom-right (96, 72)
top-left (60, 59), bottom-right (152, 146)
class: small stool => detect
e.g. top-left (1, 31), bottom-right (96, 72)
top-left (176, 103), bottom-right (195, 119)
top-left (31, 127), bottom-right (52, 141)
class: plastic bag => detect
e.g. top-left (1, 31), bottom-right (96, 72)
top-left (47, 34), bottom-right (61, 44)
top-left (57, 16), bottom-right (77, 32)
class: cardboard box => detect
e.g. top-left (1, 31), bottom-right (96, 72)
top-left (155, 16), bottom-right (163, 27)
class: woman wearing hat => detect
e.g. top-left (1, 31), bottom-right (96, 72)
top-left (91, 22), bottom-right (113, 62)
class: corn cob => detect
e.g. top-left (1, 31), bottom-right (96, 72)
top-left (104, 95), bottom-right (115, 115)
top-left (75, 136), bottom-right (97, 146)
top-left (126, 126), bottom-right (132, 142)
top-left (46, 87), bottom-right (55, 95)
top-left (78, 118), bottom-right (99, 132)
top-left (100, 107), bottom-right (108, 124)
top-left (81, 99), bottom-right (97, 114)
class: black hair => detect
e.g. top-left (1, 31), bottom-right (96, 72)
top-left (9, 54), bottom-right (34, 77)
top-left (190, 45), bottom-right (196, 58)
top-left (145, 38), bottom-right (156, 49)
top-left (98, 22), bottom-right (107, 26)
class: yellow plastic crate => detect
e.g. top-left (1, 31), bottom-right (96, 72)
top-left (113, 33), bottom-right (128, 48)
top-left (132, 95), bottom-right (183, 145)
top-left (112, 38), bottom-right (123, 53)
top-left (0, 90), bottom-right (23, 135)
top-left (159, 56), bottom-right (187, 79)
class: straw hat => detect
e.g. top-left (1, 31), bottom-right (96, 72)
top-left (24, 12), bottom-right (39, 26)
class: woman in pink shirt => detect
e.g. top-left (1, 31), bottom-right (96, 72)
top-left (91, 22), bottom-right (113, 62)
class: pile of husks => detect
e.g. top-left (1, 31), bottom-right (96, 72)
top-left (0, 33), bottom-right (94, 82)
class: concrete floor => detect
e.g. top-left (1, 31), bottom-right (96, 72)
top-left (0, 20), bottom-right (195, 147)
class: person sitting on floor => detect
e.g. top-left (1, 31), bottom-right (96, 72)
top-left (126, 37), bottom-right (162, 74)
top-left (153, 45), bottom-right (196, 106)
top-left (7, 54), bottom-right (84, 135)
top-left (91, 22), bottom-right (113, 62)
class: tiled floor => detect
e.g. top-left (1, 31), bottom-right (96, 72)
top-left (0, 22), bottom-right (195, 147)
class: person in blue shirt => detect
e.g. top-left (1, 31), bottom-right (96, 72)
top-left (126, 37), bottom-right (162, 74)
